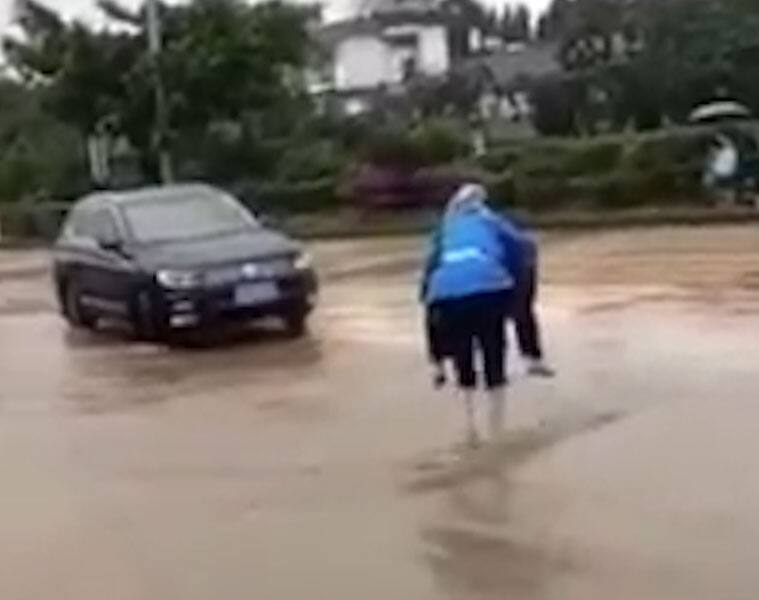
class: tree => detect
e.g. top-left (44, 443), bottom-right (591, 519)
top-left (4, 0), bottom-right (312, 181)
top-left (535, 0), bottom-right (759, 132)
top-left (500, 3), bottom-right (532, 43)
top-left (513, 5), bottom-right (532, 42)
top-left (537, 0), bottom-right (573, 41)
top-left (529, 75), bottom-right (579, 136)
top-left (0, 79), bottom-right (86, 203)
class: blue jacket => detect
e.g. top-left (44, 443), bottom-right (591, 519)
top-left (502, 216), bottom-right (537, 270)
top-left (421, 209), bottom-right (524, 304)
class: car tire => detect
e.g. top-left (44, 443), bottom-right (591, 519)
top-left (131, 289), bottom-right (162, 342)
top-left (284, 311), bottom-right (308, 338)
top-left (63, 280), bottom-right (96, 329)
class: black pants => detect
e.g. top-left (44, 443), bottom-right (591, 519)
top-left (426, 306), bottom-right (452, 363)
top-left (513, 267), bottom-right (543, 360)
top-left (429, 290), bottom-right (513, 390)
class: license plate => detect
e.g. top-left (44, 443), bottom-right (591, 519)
top-left (234, 282), bottom-right (279, 306)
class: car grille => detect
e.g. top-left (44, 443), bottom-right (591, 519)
top-left (204, 258), bottom-right (293, 287)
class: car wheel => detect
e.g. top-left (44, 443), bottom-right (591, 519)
top-left (132, 289), bottom-right (162, 341)
top-left (284, 311), bottom-right (308, 338)
top-left (63, 280), bottom-right (96, 329)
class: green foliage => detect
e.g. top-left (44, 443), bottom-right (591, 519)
top-left (5, 0), bottom-right (312, 180)
top-left (499, 4), bottom-right (533, 42)
top-left (537, 0), bottom-right (759, 131)
top-left (478, 146), bottom-right (522, 172)
top-left (359, 121), bottom-right (468, 168)
top-left (0, 81), bottom-right (87, 204)
top-left (275, 142), bottom-right (346, 182)
top-left (562, 139), bottom-right (624, 175)
top-left (411, 120), bottom-right (469, 165)
top-left (487, 171), bottom-right (517, 206)
top-left (160, 0), bottom-right (310, 130)
top-left (237, 178), bottom-right (339, 214)
top-left (482, 127), bottom-right (716, 210)
top-left (529, 77), bottom-right (578, 136)
top-left (361, 129), bottom-right (422, 168)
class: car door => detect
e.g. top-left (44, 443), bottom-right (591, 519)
top-left (53, 205), bottom-right (94, 310)
top-left (83, 205), bottom-right (138, 319)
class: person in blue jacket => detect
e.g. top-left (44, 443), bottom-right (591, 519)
top-left (421, 183), bottom-right (524, 445)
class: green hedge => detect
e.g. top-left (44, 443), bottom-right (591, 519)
top-left (484, 126), bottom-right (723, 211)
top-left (0, 202), bottom-right (70, 240)
top-left (235, 178), bottom-right (339, 214)
top-left (360, 119), bottom-right (469, 167)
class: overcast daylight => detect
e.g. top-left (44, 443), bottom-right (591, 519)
top-left (0, 0), bottom-right (553, 31)
top-left (1, 0), bottom-right (758, 598)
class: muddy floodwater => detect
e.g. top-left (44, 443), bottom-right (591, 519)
top-left (0, 225), bottom-right (758, 599)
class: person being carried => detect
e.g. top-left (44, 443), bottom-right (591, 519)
top-left (506, 216), bottom-right (555, 378)
top-left (420, 183), bottom-right (524, 446)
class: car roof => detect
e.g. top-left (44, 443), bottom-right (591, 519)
top-left (76, 183), bottom-right (225, 210)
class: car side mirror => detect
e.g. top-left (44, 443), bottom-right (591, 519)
top-left (97, 234), bottom-right (124, 254)
top-left (255, 212), bottom-right (277, 228)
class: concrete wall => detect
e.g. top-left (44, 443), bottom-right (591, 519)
top-left (332, 24), bottom-right (450, 91)
top-left (418, 26), bottom-right (449, 75)
top-left (334, 35), bottom-right (392, 90)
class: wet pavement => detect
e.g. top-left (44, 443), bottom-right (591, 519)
top-left (1, 225), bottom-right (759, 599)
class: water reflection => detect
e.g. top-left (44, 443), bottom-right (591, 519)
top-left (59, 321), bottom-right (326, 415)
top-left (413, 413), bottom-right (624, 600)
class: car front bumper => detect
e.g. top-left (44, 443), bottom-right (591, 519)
top-left (156, 270), bottom-right (318, 330)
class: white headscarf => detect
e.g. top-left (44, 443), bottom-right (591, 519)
top-left (445, 183), bottom-right (488, 220)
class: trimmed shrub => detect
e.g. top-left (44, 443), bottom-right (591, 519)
top-left (233, 178), bottom-right (339, 214)
top-left (562, 139), bottom-right (625, 176)
top-left (479, 126), bottom-right (728, 210)
top-left (487, 171), bottom-right (517, 207)
top-left (411, 119), bottom-right (469, 165)
top-left (275, 141), bottom-right (346, 181)
top-left (478, 146), bottom-right (521, 172)
top-left (360, 129), bottom-right (422, 169)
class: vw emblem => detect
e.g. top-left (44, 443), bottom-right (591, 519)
top-left (241, 263), bottom-right (259, 278)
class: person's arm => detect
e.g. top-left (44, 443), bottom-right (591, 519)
top-left (420, 228), bottom-right (442, 302)
top-left (492, 216), bottom-right (525, 288)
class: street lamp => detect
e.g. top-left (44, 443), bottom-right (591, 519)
top-left (146, 0), bottom-right (173, 184)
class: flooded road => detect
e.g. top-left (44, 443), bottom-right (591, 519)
top-left (1, 225), bottom-right (758, 599)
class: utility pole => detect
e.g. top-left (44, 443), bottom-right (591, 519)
top-left (146, 0), bottom-right (173, 184)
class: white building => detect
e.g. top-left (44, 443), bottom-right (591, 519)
top-left (329, 21), bottom-right (450, 93)
top-left (313, 0), bottom-right (481, 114)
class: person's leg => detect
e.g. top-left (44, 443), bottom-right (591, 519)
top-left (475, 292), bottom-right (509, 439)
top-left (515, 268), bottom-right (555, 377)
top-left (514, 268), bottom-right (542, 360)
top-left (447, 300), bottom-right (480, 446)
top-left (461, 387), bottom-right (478, 447)
top-left (453, 340), bottom-right (479, 446)
top-left (426, 306), bottom-right (447, 387)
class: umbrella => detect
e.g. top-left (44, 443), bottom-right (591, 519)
top-left (689, 101), bottom-right (752, 123)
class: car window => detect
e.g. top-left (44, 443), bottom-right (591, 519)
top-left (121, 191), bottom-right (258, 244)
top-left (70, 206), bottom-right (120, 242)
top-left (92, 209), bottom-right (120, 242)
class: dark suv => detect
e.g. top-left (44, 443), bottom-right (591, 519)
top-left (53, 184), bottom-right (317, 340)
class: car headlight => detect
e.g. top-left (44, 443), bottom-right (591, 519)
top-left (156, 269), bottom-right (203, 290)
top-left (294, 252), bottom-right (313, 271)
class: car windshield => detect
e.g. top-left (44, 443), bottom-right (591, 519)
top-left (122, 190), bottom-right (258, 244)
